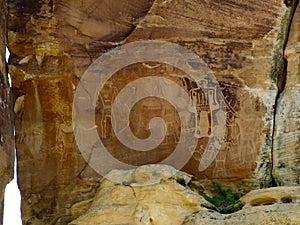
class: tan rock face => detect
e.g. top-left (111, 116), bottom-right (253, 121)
top-left (69, 165), bottom-right (214, 225)
top-left (184, 186), bottom-right (300, 225)
top-left (240, 186), bottom-right (300, 206)
top-left (273, 2), bottom-right (300, 186)
top-left (6, 0), bottom-right (300, 224)
top-left (8, 1), bottom-right (156, 224)
top-left (70, 166), bottom-right (300, 225)
top-left (0, 0), bottom-right (14, 223)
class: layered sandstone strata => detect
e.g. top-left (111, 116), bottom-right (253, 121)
top-left (273, 2), bottom-right (300, 186)
top-left (6, 0), bottom-right (300, 224)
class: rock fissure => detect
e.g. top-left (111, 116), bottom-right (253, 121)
top-left (270, 0), bottom-right (300, 187)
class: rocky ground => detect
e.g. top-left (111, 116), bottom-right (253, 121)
top-left (69, 165), bottom-right (300, 225)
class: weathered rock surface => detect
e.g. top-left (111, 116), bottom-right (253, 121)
top-left (183, 203), bottom-right (300, 225)
top-left (273, 2), bottom-right (300, 186)
top-left (69, 166), bottom-right (300, 225)
top-left (5, 0), bottom-right (300, 224)
top-left (0, 0), bottom-right (14, 223)
top-left (7, 1), bottom-right (156, 224)
top-left (240, 186), bottom-right (300, 206)
top-left (69, 165), bottom-right (214, 225)
top-left (184, 186), bottom-right (300, 225)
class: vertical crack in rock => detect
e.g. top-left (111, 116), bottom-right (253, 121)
top-left (270, 0), bottom-right (300, 186)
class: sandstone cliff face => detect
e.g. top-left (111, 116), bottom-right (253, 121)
top-left (5, 0), bottom-right (300, 224)
top-left (0, 0), bottom-right (14, 223)
top-left (273, 2), bottom-right (300, 186)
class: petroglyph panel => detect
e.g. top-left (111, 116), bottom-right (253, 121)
top-left (91, 62), bottom-right (264, 178)
top-left (8, 0), bottom-right (294, 223)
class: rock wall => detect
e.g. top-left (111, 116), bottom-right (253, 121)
top-left (0, 0), bottom-right (14, 223)
top-left (5, 0), bottom-right (300, 224)
top-left (273, 2), bottom-right (300, 186)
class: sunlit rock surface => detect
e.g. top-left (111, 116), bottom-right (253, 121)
top-left (70, 165), bottom-right (300, 225)
top-left (184, 186), bottom-right (300, 225)
top-left (273, 2), bottom-right (300, 186)
top-left (69, 165), bottom-right (214, 225)
top-left (5, 0), bottom-right (300, 224)
top-left (183, 203), bottom-right (300, 225)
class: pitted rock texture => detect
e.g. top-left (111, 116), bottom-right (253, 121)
top-left (69, 165), bottom-right (214, 225)
top-left (0, 0), bottom-right (14, 222)
top-left (69, 166), bottom-right (300, 225)
top-left (183, 204), bottom-right (300, 225)
top-left (5, 0), bottom-right (300, 224)
top-left (184, 186), bottom-right (300, 225)
top-left (240, 186), bottom-right (300, 206)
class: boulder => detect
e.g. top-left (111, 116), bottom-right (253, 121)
top-left (183, 204), bottom-right (300, 225)
top-left (69, 166), bottom-right (300, 225)
top-left (184, 186), bottom-right (300, 225)
top-left (69, 165), bottom-right (214, 225)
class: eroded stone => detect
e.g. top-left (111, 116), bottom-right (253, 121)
top-left (69, 165), bottom-right (214, 225)
top-left (70, 166), bottom-right (300, 225)
top-left (240, 186), bottom-right (300, 206)
top-left (183, 203), bottom-right (300, 225)
top-left (6, 0), bottom-right (300, 224)
top-left (0, 0), bottom-right (14, 222)
top-left (273, 2), bottom-right (300, 186)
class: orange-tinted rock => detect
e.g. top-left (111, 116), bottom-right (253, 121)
top-left (6, 0), bottom-right (299, 224)
top-left (0, 0), bottom-right (14, 222)
top-left (8, 1), bottom-right (155, 224)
